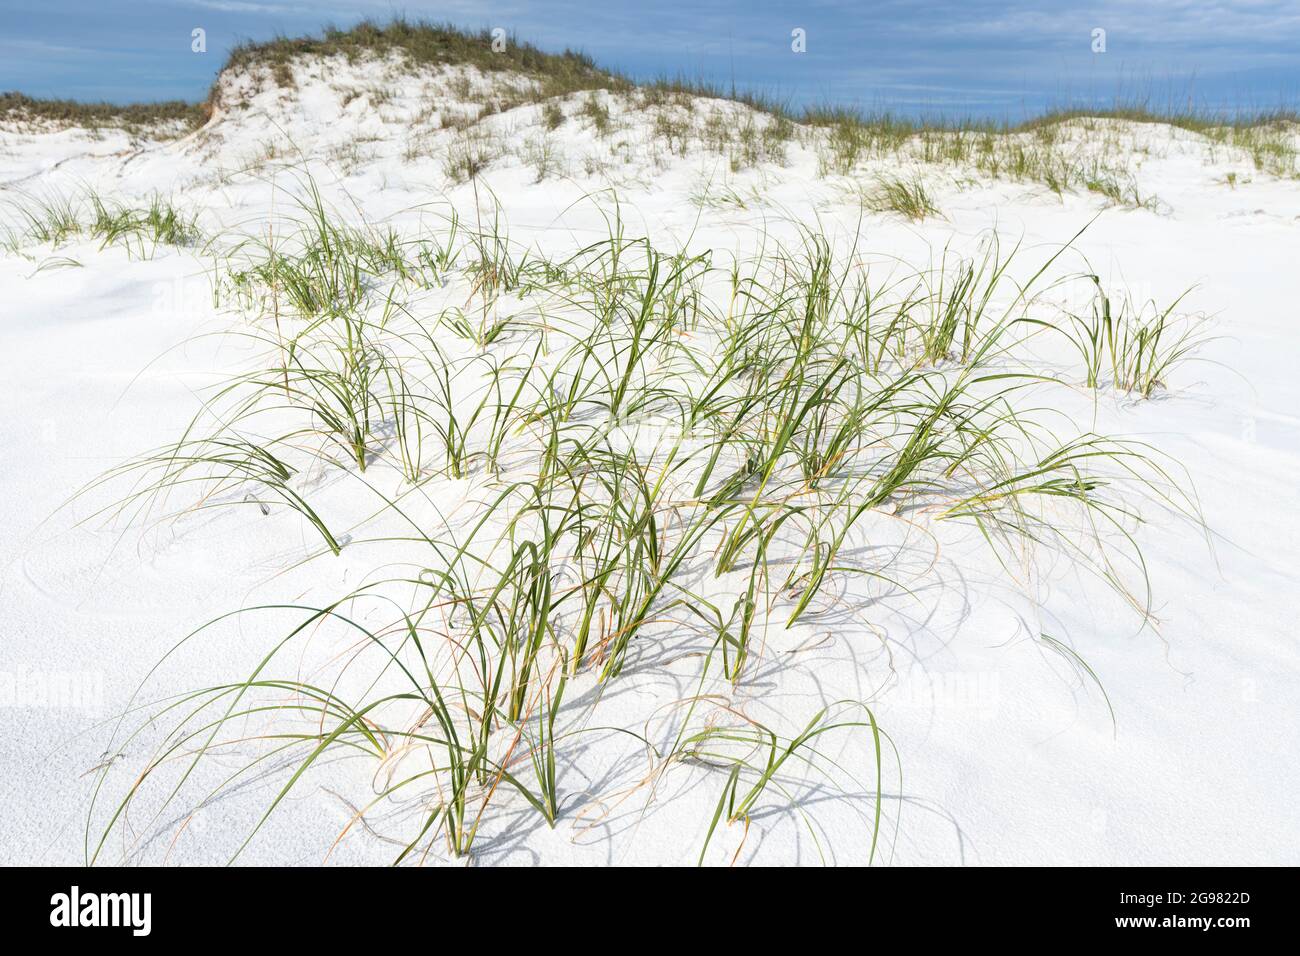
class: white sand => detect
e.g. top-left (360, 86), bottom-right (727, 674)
top-left (2, 57), bottom-right (1298, 865)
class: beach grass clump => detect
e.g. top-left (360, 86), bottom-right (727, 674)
top-left (88, 193), bottom-right (202, 251)
top-left (442, 127), bottom-right (505, 183)
top-left (1, 189), bottom-right (200, 256)
top-left (542, 100), bottom-right (565, 131)
top-left (864, 174), bottom-right (940, 221)
top-left (521, 131), bottom-right (564, 182)
top-left (6, 191), bottom-right (81, 246)
top-left (79, 180), bottom-right (1206, 866)
top-left (1050, 277), bottom-right (1205, 397)
top-left (818, 120), bottom-right (868, 176)
top-left (579, 92), bottom-right (613, 136)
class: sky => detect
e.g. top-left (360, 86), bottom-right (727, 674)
top-left (1, 0), bottom-right (1298, 118)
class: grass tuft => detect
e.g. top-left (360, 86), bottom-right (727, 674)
top-left (864, 174), bottom-right (940, 220)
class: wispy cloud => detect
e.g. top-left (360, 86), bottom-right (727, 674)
top-left (186, 1), bottom-right (315, 13)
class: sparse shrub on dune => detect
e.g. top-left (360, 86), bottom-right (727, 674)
top-left (542, 100), bottom-right (564, 131)
top-left (653, 109), bottom-right (691, 157)
top-left (818, 120), bottom-right (867, 176)
top-left (580, 92), bottom-right (613, 137)
top-left (521, 132), bottom-right (565, 182)
top-left (442, 127), bottom-right (504, 184)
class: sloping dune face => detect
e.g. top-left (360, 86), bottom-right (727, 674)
top-left (2, 43), bottom-right (1298, 866)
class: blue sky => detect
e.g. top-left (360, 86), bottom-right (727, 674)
top-left (1, 1), bottom-right (1297, 117)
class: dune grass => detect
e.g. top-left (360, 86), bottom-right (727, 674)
top-left (864, 175), bottom-right (940, 221)
top-left (72, 178), bottom-right (1209, 866)
top-left (0, 91), bottom-right (205, 133)
top-left (1046, 276), bottom-right (1206, 398)
top-left (1, 188), bottom-right (200, 257)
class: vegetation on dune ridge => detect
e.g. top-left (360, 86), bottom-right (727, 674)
top-left (4, 18), bottom-right (1297, 179)
top-left (216, 18), bottom-right (1300, 186)
top-left (215, 18), bottom-right (1299, 133)
top-left (220, 18), bottom-right (615, 96)
top-left (0, 91), bottom-right (205, 134)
